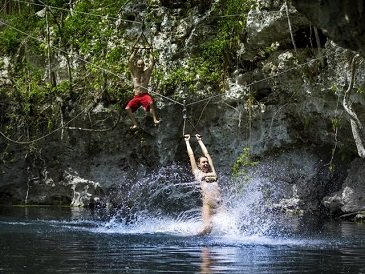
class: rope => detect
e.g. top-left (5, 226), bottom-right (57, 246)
top-left (65, 112), bottom-right (122, 132)
top-left (1, 106), bottom-right (122, 145)
top-left (285, 1), bottom-right (297, 53)
top-left (0, 19), bottom-right (127, 81)
top-left (1, 6), bottom-right (342, 143)
top-left (148, 89), bottom-right (184, 106)
top-left (10, 0), bottom-right (287, 21)
top-left (132, 20), bottom-right (152, 49)
top-left (0, 105), bottom-right (88, 145)
top-left (9, 0), bottom-right (141, 25)
top-left (0, 18), bottom-right (124, 144)
top-left (181, 109), bottom-right (201, 137)
top-left (5, 0), bottom-right (330, 112)
top-left (3, 2), bottom-right (338, 111)
top-left (194, 98), bottom-right (211, 129)
top-left (181, 99), bottom-right (201, 137)
top-left (217, 10), bottom-right (288, 17)
top-left (182, 100), bottom-right (187, 136)
top-left (187, 119), bottom-right (201, 136)
top-left (185, 50), bottom-right (336, 107)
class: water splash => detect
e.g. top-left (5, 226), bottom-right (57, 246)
top-left (92, 164), bottom-right (300, 239)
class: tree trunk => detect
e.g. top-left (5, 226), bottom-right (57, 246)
top-left (342, 54), bottom-right (365, 158)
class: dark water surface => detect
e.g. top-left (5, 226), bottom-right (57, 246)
top-left (1, 206), bottom-right (365, 273)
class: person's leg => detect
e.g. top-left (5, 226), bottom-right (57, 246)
top-left (125, 96), bottom-right (141, 129)
top-left (126, 107), bottom-right (138, 129)
top-left (141, 93), bottom-right (160, 125)
top-left (197, 204), bottom-right (212, 236)
top-left (149, 104), bottom-right (160, 125)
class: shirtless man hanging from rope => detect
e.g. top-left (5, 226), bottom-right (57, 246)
top-left (125, 46), bottom-right (160, 129)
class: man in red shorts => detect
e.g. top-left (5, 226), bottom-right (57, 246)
top-left (125, 47), bottom-right (160, 129)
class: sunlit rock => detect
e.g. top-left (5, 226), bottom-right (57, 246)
top-left (323, 159), bottom-right (365, 214)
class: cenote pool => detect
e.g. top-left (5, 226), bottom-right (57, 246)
top-left (1, 205), bottom-right (365, 273)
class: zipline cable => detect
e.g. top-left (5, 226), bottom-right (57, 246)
top-left (8, 0), bottom-right (287, 21)
top-left (182, 100), bottom-right (202, 137)
top-left (0, 19), bottom-right (124, 144)
top-left (0, 10), bottom-right (340, 141)
top-left (148, 89), bottom-right (184, 106)
top-left (1, 19), bottom-right (183, 108)
top-left (2, 1), bottom-right (337, 110)
top-left (64, 112), bottom-right (122, 132)
top-left (9, 0), bottom-right (141, 25)
top-left (1, 13), bottom-right (338, 110)
top-left (0, 17), bottom-right (183, 108)
top-left (0, 104), bottom-right (88, 144)
top-left (185, 51), bottom-right (336, 107)
top-left (194, 98), bottom-right (211, 129)
top-left (182, 100), bottom-right (187, 136)
top-left (0, 19), bottom-right (127, 81)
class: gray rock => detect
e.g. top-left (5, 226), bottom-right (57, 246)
top-left (323, 159), bottom-right (365, 214)
top-left (292, 0), bottom-right (365, 58)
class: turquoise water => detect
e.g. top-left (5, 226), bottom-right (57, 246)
top-left (1, 206), bottom-right (365, 273)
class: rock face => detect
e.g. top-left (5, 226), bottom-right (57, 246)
top-left (323, 159), bottom-right (365, 214)
top-left (292, 0), bottom-right (365, 57)
top-left (246, 148), bottom-right (342, 214)
top-left (245, 4), bottom-right (309, 49)
top-left (1, 0), bottom-right (365, 217)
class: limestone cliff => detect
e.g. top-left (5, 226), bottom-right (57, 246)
top-left (0, 0), bottom-right (364, 218)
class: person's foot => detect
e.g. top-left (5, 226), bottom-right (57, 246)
top-left (196, 226), bottom-right (212, 236)
top-left (153, 119), bottom-right (161, 127)
top-left (196, 223), bottom-right (213, 236)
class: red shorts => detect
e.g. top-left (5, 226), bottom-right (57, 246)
top-left (125, 93), bottom-right (154, 113)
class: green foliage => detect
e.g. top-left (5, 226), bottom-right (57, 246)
top-left (14, 65), bottom-right (47, 99)
top-left (330, 84), bottom-right (338, 93)
top-left (53, 80), bottom-right (71, 95)
top-left (355, 85), bottom-right (365, 94)
top-left (153, 0), bottom-right (256, 93)
top-left (232, 147), bottom-right (258, 176)
top-left (331, 117), bottom-right (341, 131)
top-left (217, 0), bottom-right (254, 37)
top-left (156, 0), bottom-right (256, 92)
top-left (0, 27), bottom-right (21, 55)
top-left (157, 57), bottom-right (223, 92)
top-left (0, 8), bottom-right (39, 54)
top-left (0, 0), bottom-right (257, 142)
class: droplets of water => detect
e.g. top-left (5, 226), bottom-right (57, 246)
top-left (94, 163), bottom-right (307, 240)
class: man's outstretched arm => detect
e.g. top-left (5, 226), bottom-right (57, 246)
top-left (128, 48), bottom-right (138, 72)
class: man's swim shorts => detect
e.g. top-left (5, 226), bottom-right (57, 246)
top-left (125, 93), bottom-right (153, 112)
